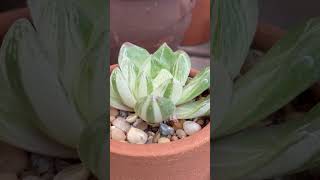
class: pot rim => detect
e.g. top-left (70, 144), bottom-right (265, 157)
top-left (110, 64), bottom-right (210, 158)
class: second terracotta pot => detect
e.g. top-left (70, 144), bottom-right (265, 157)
top-left (110, 64), bottom-right (210, 180)
top-left (110, 0), bottom-right (196, 65)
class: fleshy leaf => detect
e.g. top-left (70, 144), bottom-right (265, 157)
top-left (152, 69), bottom-right (173, 89)
top-left (175, 96), bottom-right (210, 119)
top-left (111, 68), bottom-right (136, 108)
top-left (16, 24), bottom-right (85, 148)
top-left (215, 18), bottom-right (320, 138)
top-left (0, 19), bottom-right (77, 157)
top-left (152, 43), bottom-right (176, 70)
top-left (177, 67), bottom-right (210, 105)
top-left (118, 42), bottom-right (151, 69)
top-left (212, 0), bottom-right (258, 79)
top-left (79, 120), bottom-right (106, 180)
top-left (171, 51), bottom-right (191, 86)
top-left (134, 95), bottom-right (175, 124)
top-left (134, 70), bottom-right (153, 100)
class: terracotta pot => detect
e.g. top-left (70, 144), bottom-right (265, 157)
top-left (0, 8), bottom-right (30, 42)
top-left (110, 0), bottom-right (197, 65)
top-left (181, 0), bottom-right (210, 46)
top-left (110, 64), bottom-right (210, 180)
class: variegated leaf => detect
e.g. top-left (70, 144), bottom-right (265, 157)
top-left (171, 51), bottom-right (191, 86)
top-left (177, 67), bottom-right (210, 105)
top-left (152, 69), bottom-right (173, 89)
top-left (111, 68), bottom-right (136, 108)
top-left (152, 43), bottom-right (176, 70)
top-left (175, 96), bottom-right (210, 119)
top-left (134, 70), bottom-right (153, 100)
top-left (118, 42), bottom-right (151, 69)
top-left (134, 95), bottom-right (175, 123)
top-left (110, 69), bottom-right (132, 111)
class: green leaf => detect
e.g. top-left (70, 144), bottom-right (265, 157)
top-left (212, 61), bottom-right (233, 129)
top-left (118, 42), bottom-right (151, 69)
top-left (0, 19), bottom-right (77, 158)
top-left (134, 95), bottom-right (175, 123)
top-left (152, 69), bottom-right (173, 89)
top-left (152, 43), bottom-right (176, 71)
top-left (16, 23), bottom-right (85, 148)
top-left (79, 120), bottom-right (106, 180)
top-left (111, 67), bottom-right (136, 108)
top-left (177, 67), bottom-right (210, 105)
top-left (214, 102), bottom-right (320, 180)
top-left (175, 95), bottom-right (210, 119)
top-left (171, 51), bottom-right (191, 86)
top-left (134, 70), bottom-right (154, 100)
top-left (212, 0), bottom-right (258, 79)
top-left (216, 18), bottom-right (320, 138)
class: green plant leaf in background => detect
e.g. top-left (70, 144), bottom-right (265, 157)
top-left (215, 18), bottom-right (320, 138)
top-left (212, 0), bottom-right (258, 79)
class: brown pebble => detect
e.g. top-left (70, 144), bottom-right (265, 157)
top-left (171, 136), bottom-right (178, 141)
top-left (110, 116), bottom-right (116, 123)
top-left (158, 137), bottom-right (170, 144)
top-left (196, 119), bottom-right (205, 126)
top-left (146, 136), bottom-right (154, 144)
top-left (153, 131), bottom-right (161, 143)
top-left (172, 120), bottom-right (183, 130)
top-left (176, 129), bottom-right (187, 139)
top-left (110, 108), bottom-right (119, 117)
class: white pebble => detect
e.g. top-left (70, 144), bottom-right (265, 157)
top-left (127, 127), bottom-right (148, 144)
top-left (158, 137), bottom-right (170, 144)
top-left (126, 115), bottom-right (138, 123)
top-left (111, 127), bottom-right (126, 141)
top-left (183, 121), bottom-right (201, 135)
top-left (176, 129), bottom-right (187, 139)
top-left (110, 116), bottom-right (116, 123)
top-left (112, 117), bottom-right (131, 132)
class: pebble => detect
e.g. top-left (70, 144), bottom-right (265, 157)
top-left (196, 119), bottom-right (205, 126)
top-left (171, 136), bottom-right (178, 141)
top-left (158, 137), bottom-right (170, 144)
top-left (110, 116), bottom-right (116, 123)
top-left (0, 142), bottom-right (29, 174)
top-left (53, 164), bottom-right (90, 180)
top-left (112, 117), bottom-right (131, 132)
top-left (146, 136), bottom-right (154, 144)
top-left (183, 121), bottom-right (201, 135)
top-left (176, 129), bottom-right (187, 139)
top-left (133, 119), bottom-right (148, 131)
top-left (0, 173), bottom-right (19, 180)
top-left (30, 154), bottom-right (54, 175)
top-left (126, 115), bottom-right (138, 123)
top-left (172, 120), bottom-right (183, 130)
top-left (127, 127), bottom-right (148, 144)
top-left (54, 159), bottom-right (71, 173)
top-left (147, 131), bottom-right (155, 137)
top-left (110, 108), bottom-right (119, 117)
top-left (118, 111), bottom-right (128, 118)
top-left (153, 131), bottom-right (161, 143)
top-left (159, 123), bottom-right (174, 136)
top-left (111, 127), bottom-right (126, 141)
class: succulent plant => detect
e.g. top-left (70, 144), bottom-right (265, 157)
top-left (0, 0), bottom-right (106, 179)
top-left (213, 0), bottom-right (320, 179)
top-left (110, 42), bottom-right (210, 124)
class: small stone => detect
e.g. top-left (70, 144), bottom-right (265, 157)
top-left (119, 111), bottom-right (128, 118)
top-left (171, 136), bottom-right (178, 141)
top-left (153, 131), bottom-right (161, 143)
top-left (110, 108), bottom-right (119, 117)
top-left (172, 120), bottom-right (183, 130)
top-left (112, 117), bottom-right (131, 132)
top-left (146, 136), bottom-right (154, 144)
top-left (110, 116), bottom-right (116, 123)
top-left (196, 119), bottom-right (205, 126)
top-left (54, 159), bottom-right (71, 173)
top-left (126, 115), bottom-right (138, 123)
top-left (30, 154), bottom-right (54, 175)
top-left (111, 127), bottom-right (126, 141)
top-left (127, 127), bottom-right (148, 144)
top-left (176, 129), bottom-right (187, 139)
top-left (0, 173), bottom-right (19, 180)
top-left (133, 119), bottom-right (148, 131)
top-left (159, 123), bottom-right (174, 136)
top-left (147, 131), bottom-right (155, 137)
top-left (158, 137), bottom-right (170, 144)
top-left (0, 142), bottom-right (29, 174)
top-left (53, 164), bottom-right (90, 180)
top-left (183, 121), bottom-right (201, 135)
